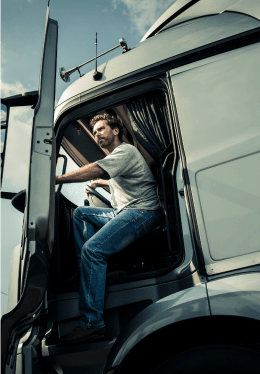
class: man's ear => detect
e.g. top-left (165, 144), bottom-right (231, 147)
top-left (113, 127), bottom-right (119, 135)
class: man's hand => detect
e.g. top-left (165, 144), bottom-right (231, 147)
top-left (85, 181), bottom-right (98, 198)
top-left (84, 179), bottom-right (110, 198)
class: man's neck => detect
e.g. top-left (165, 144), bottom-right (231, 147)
top-left (106, 139), bottom-right (122, 153)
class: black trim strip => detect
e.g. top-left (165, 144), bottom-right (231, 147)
top-left (166, 72), bottom-right (206, 276)
top-left (161, 152), bottom-right (177, 262)
top-left (162, 79), bottom-right (186, 270)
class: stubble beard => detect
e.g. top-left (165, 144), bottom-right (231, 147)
top-left (99, 135), bottom-right (114, 150)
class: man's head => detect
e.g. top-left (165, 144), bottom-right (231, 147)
top-left (89, 114), bottom-right (126, 150)
top-left (90, 114), bottom-right (125, 141)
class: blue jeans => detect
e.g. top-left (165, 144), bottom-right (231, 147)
top-left (73, 206), bottom-right (163, 328)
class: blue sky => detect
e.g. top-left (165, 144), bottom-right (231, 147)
top-left (1, 0), bottom-right (176, 191)
top-left (1, 0), bottom-right (175, 102)
top-left (1, 0), bottom-right (176, 315)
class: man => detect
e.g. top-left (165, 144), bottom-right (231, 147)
top-left (56, 114), bottom-right (162, 345)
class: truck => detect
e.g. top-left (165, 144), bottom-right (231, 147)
top-left (1, 0), bottom-right (260, 373)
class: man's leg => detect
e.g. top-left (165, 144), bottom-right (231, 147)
top-left (73, 206), bottom-right (116, 266)
top-left (58, 208), bottom-right (162, 345)
top-left (78, 208), bottom-right (162, 329)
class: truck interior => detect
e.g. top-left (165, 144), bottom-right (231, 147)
top-left (49, 87), bottom-right (184, 292)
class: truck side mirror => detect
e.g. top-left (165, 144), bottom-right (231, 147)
top-left (1, 99), bottom-right (10, 184)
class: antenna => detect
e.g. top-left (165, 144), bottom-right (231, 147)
top-left (59, 36), bottom-right (130, 83)
top-left (93, 33), bottom-right (103, 81)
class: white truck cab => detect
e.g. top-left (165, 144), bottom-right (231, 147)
top-left (1, 1), bottom-right (260, 373)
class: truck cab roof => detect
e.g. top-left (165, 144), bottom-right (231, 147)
top-left (54, 0), bottom-right (260, 124)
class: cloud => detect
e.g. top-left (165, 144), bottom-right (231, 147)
top-left (1, 80), bottom-right (29, 98)
top-left (1, 79), bottom-right (32, 125)
top-left (111, 0), bottom-right (176, 35)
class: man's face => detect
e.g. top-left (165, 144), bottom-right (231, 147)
top-left (93, 120), bottom-right (118, 149)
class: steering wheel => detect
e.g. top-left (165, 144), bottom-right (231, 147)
top-left (85, 185), bottom-right (112, 208)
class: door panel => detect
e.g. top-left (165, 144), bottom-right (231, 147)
top-left (170, 43), bottom-right (260, 275)
top-left (1, 5), bottom-right (58, 373)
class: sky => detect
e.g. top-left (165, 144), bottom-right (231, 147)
top-left (1, 0), bottom-right (176, 315)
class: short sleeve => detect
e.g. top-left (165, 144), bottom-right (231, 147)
top-left (96, 144), bottom-right (135, 179)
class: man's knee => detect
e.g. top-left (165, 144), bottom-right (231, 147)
top-left (73, 206), bottom-right (89, 220)
top-left (82, 240), bottom-right (106, 261)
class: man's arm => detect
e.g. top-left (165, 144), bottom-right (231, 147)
top-left (93, 179), bottom-right (110, 188)
top-left (55, 162), bottom-right (108, 185)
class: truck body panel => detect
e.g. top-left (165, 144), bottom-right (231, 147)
top-left (2, 1), bottom-right (260, 373)
top-left (170, 42), bottom-right (260, 275)
top-left (54, 11), bottom-right (260, 122)
top-left (104, 283), bottom-right (209, 371)
top-left (207, 272), bottom-right (260, 320)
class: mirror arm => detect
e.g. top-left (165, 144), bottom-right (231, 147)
top-left (1, 192), bottom-right (16, 200)
top-left (3, 91), bottom-right (39, 107)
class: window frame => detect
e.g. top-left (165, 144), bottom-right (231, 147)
top-left (54, 78), bottom-right (187, 274)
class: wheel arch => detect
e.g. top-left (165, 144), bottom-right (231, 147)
top-left (116, 315), bottom-right (260, 374)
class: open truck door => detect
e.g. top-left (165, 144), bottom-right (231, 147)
top-left (1, 5), bottom-right (58, 373)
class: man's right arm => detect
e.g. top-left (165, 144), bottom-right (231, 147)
top-left (55, 162), bottom-right (108, 185)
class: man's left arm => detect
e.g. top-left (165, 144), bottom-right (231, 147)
top-left (55, 162), bottom-right (108, 185)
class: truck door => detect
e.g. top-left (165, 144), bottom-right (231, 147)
top-left (1, 5), bottom-right (58, 373)
top-left (169, 41), bottom-right (260, 276)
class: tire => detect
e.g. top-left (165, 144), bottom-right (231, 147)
top-left (151, 344), bottom-right (260, 374)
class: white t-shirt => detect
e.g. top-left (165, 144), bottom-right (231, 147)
top-left (96, 143), bottom-right (161, 214)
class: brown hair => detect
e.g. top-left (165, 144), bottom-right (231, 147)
top-left (89, 113), bottom-right (126, 142)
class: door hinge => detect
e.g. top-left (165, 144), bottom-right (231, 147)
top-left (44, 138), bottom-right (53, 144)
top-left (34, 128), bottom-right (52, 155)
